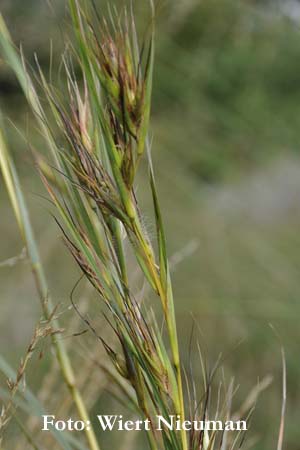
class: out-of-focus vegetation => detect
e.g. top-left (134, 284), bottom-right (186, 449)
top-left (1, 1), bottom-right (300, 449)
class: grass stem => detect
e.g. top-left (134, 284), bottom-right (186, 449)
top-left (0, 124), bottom-right (100, 450)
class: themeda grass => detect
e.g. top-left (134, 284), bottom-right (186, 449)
top-left (0, 1), bottom-right (286, 450)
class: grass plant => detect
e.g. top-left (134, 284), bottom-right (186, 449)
top-left (0, 117), bottom-right (101, 450)
top-left (0, 1), bottom-right (286, 449)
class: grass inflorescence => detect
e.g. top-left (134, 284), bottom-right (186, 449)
top-left (0, 1), bottom-right (286, 450)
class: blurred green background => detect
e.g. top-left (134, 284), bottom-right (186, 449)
top-left (1, 0), bottom-right (300, 448)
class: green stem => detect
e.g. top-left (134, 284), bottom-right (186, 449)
top-left (129, 202), bottom-right (188, 450)
top-left (108, 218), bottom-right (159, 450)
top-left (165, 289), bottom-right (187, 450)
top-left (0, 128), bottom-right (100, 450)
